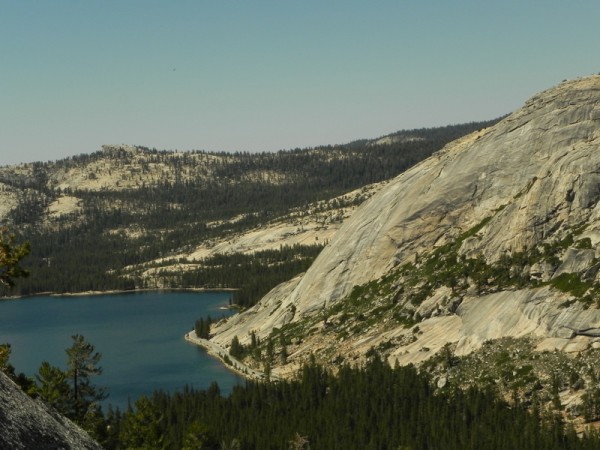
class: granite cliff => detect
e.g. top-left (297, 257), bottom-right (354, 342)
top-left (209, 75), bottom-right (600, 376)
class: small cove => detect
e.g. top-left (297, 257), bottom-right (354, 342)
top-left (0, 291), bottom-right (242, 410)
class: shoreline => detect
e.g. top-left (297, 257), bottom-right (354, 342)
top-left (184, 332), bottom-right (278, 382)
top-left (1, 287), bottom-right (238, 301)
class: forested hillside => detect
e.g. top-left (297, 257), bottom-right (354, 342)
top-left (0, 120), bottom-right (498, 299)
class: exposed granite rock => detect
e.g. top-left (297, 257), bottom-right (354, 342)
top-left (553, 248), bottom-right (595, 277)
top-left (0, 372), bottom-right (102, 450)
top-left (210, 75), bottom-right (600, 371)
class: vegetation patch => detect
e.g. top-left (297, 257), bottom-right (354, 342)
top-left (549, 273), bottom-right (592, 297)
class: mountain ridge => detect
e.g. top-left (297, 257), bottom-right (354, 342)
top-left (1, 120), bottom-right (495, 298)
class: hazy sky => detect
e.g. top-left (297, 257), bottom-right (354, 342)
top-left (2, 1), bottom-right (599, 166)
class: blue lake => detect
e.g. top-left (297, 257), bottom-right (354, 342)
top-left (0, 291), bottom-right (242, 410)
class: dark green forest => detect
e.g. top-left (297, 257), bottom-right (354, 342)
top-left (180, 244), bottom-right (323, 308)
top-left (105, 357), bottom-right (599, 450)
top-left (2, 120), bottom-right (499, 301)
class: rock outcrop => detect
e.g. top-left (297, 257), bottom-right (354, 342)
top-left (210, 75), bottom-right (600, 371)
top-left (0, 372), bottom-right (102, 450)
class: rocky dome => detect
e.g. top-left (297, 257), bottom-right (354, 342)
top-left (209, 75), bottom-right (600, 371)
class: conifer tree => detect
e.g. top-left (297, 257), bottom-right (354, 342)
top-left (66, 334), bottom-right (106, 421)
top-left (35, 361), bottom-right (71, 413)
top-left (0, 227), bottom-right (29, 288)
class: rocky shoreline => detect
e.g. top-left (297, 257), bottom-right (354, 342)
top-left (184, 332), bottom-right (278, 381)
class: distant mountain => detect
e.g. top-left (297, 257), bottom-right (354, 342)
top-left (208, 76), bottom-right (600, 407)
top-left (0, 121), bottom-right (495, 298)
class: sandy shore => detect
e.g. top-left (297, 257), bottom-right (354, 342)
top-left (185, 332), bottom-right (278, 381)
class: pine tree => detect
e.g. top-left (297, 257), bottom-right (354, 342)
top-left (34, 361), bottom-right (71, 413)
top-left (229, 336), bottom-right (244, 359)
top-left (66, 334), bottom-right (107, 421)
top-left (0, 227), bottom-right (29, 289)
top-left (119, 396), bottom-right (164, 449)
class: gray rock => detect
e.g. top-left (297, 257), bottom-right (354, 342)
top-left (0, 372), bottom-right (102, 450)
top-left (553, 248), bottom-right (595, 278)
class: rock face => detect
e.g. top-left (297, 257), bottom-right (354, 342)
top-left (0, 372), bottom-right (102, 450)
top-left (210, 75), bottom-right (600, 370)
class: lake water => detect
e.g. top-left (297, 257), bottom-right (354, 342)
top-left (0, 291), bottom-right (242, 410)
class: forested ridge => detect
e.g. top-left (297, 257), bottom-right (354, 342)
top-left (0, 119), bottom-right (498, 300)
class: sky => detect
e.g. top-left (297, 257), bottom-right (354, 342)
top-left (1, 1), bottom-right (599, 166)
